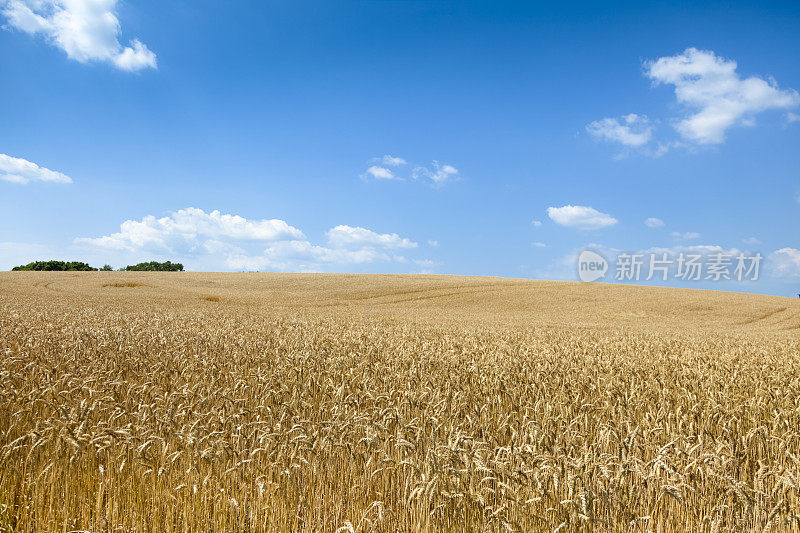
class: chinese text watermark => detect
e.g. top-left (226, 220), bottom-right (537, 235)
top-left (577, 250), bottom-right (762, 283)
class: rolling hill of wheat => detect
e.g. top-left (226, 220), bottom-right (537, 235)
top-left (1, 272), bottom-right (799, 531)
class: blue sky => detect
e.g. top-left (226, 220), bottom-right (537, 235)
top-left (1, 0), bottom-right (799, 296)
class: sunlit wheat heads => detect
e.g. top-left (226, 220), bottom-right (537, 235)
top-left (1, 272), bottom-right (799, 531)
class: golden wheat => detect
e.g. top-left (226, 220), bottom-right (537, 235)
top-left (1, 272), bottom-right (799, 531)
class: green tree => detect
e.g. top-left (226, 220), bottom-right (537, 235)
top-left (11, 260), bottom-right (98, 271)
top-left (123, 261), bottom-right (184, 272)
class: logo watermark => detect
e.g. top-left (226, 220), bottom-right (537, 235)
top-left (577, 250), bottom-right (608, 282)
top-left (577, 250), bottom-right (762, 283)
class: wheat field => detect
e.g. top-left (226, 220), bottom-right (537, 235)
top-left (1, 272), bottom-right (799, 532)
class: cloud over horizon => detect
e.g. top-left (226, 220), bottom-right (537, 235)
top-left (75, 207), bottom-right (429, 273)
top-left (75, 207), bottom-right (305, 252)
top-left (768, 248), bottom-right (800, 279)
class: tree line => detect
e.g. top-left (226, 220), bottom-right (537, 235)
top-left (11, 260), bottom-right (184, 272)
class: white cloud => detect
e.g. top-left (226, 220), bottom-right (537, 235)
top-left (645, 48), bottom-right (799, 144)
top-left (1, 0), bottom-right (157, 71)
top-left (363, 157), bottom-right (458, 185)
top-left (413, 258), bottom-right (437, 274)
top-left (671, 231), bottom-right (701, 241)
top-left (742, 236), bottom-right (761, 245)
top-left (112, 38), bottom-right (155, 71)
top-left (788, 112), bottom-right (800, 123)
top-left (225, 232), bottom-right (419, 272)
top-left (363, 166), bottom-right (396, 180)
top-left (768, 248), bottom-right (800, 278)
top-left (375, 155), bottom-right (406, 167)
top-left (362, 156), bottom-right (405, 179)
top-left (586, 114), bottom-right (653, 147)
top-left (547, 205), bottom-right (618, 230)
top-left (427, 239), bottom-right (439, 247)
top-left (531, 220), bottom-right (542, 227)
top-left (531, 242), bottom-right (546, 248)
top-left (75, 207), bottom-right (305, 252)
top-left (224, 241), bottom-right (393, 273)
top-left (0, 153), bottom-right (72, 184)
top-left (326, 225), bottom-right (417, 250)
top-left (76, 207), bottom-right (426, 272)
top-left (412, 161), bottom-right (459, 185)
top-left (645, 217), bottom-right (665, 228)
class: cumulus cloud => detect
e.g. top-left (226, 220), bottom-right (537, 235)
top-left (531, 242), bottom-right (546, 248)
top-left (531, 220), bottom-right (542, 227)
top-left (1, 0), bottom-right (157, 71)
top-left (547, 205), bottom-right (618, 230)
top-left (224, 241), bottom-right (394, 273)
top-left (645, 217), bottom-right (665, 228)
top-left (589, 48), bottom-right (799, 155)
top-left (362, 156), bottom-right (458, 185)
top-left (645, 48), bottom-right (799, 144)
top-left (412, 161), bottom-right (459, 185)
top-left (0, 153), bottom-right (72, 184)
top-left (586, 114), bottom-right (653, 147)
top-left (75, 207), bottom-right (305, 252)
top-left (326, 225), bottom-right (417, 250)
top-left (225, 231), bottom-right (419, 272)
top-left (742, 236), bottom-right (761, 245)
top-left (363, 166), bottom-right (396, 180)
top-left (362, 157), bottom-right (403, 180)
top-left (76, 207), bottom-right (427, 272)
top-left (768, 248), bottom-right (800, 278)
top-left (112, 38), bottom-right (155, 71)
top-left (374, 155), bottom-right (406, 167)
